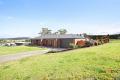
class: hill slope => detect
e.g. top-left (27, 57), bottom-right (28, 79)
top-left (0, 40), bottom-right (120, 80)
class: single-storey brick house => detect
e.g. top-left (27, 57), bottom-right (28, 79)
top-left (31, 34), bottom-right (87, 48)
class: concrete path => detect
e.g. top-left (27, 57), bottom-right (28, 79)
top-left (40, 46), bottom-right (68, 52)
top-left (47, 48), bottom-right (67, 52)
top-left (0, 49), bottom-right (50, 63)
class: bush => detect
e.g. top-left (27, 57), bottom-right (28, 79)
top-left (85, 41), bottom-right (93, 47)
top-left (48, 50), bottom-right (58, 53)
top-left (69, 43), bottom-right (81, 49)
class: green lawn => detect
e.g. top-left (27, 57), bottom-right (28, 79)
top-left (0, 46), bottom-right (43, 55)
top-left (0, 40), bottom-right (120, 80)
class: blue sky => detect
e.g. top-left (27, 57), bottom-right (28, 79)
top-left (0, 0), bottom-right (120, 38)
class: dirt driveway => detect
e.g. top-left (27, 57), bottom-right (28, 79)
top-left (0, 49), bottom-right (50, 63)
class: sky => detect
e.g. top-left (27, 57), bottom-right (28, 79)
top-left (0, 0), bottom-right (120, 38)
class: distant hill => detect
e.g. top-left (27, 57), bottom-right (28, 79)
top-left (0, 37), bottom-right (30, 40)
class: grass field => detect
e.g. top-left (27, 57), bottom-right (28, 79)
top-left (0, 46), bottom-right (43, 55)
top-left (0, 40), bottom-right (120, 80)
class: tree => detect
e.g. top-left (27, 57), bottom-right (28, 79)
top-left (53, 32), bottom-right (59, 35)
top-left (0, 40), bottom-right (2, 43)
top-left (82, 33), bottom-right (87, 38)
top-left (39, 28), bottom-right (52, 35)
top-left (57, 29), bottom-right (67, 35)
top-left (39, 28), bottom-right (67, 35)
top-left (0, 39), bottom-right (6, 43)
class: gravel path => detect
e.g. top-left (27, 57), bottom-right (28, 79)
top-left (0, 49), bottom-right (50, 63)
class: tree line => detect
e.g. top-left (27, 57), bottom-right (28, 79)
top-left (89, 34), bottom-right (120, 39)
top-left (39, 28), bottom-right (67, 35)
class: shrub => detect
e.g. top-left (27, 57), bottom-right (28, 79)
top-left (69, 43), bottom-right (80, 49)
top-left (85, 41), bottom-right (93, 47)
top-left (48, 50), bottom-right (58, 53)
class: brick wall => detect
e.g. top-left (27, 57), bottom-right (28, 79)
top-left (74, 39), bottom-right (86, 46)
